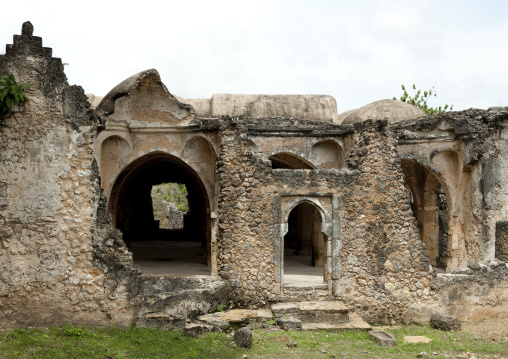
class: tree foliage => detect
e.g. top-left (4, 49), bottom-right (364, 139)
top-left (151, 183), bottom-right (189, 213)
top-left (393, 84), bottom-right (453, 115)
top-left (0, 74), bottom-right (30, 121)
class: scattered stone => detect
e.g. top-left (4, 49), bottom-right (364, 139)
top-left (416, 352), bottom-right (428, 358)
top-left (199, 317), bottom-right (229, 332)
top-left (233, 327), bottom-right (252, 348)
top-left (142, 313), bottom-right (186, 330)
top-left (455, 353), bottom-right (477, 359)
top-left (183, 323), bottom-right (214, 336)
top-left (430, 313), bottom-right (462, 331)
top-left (368, 330), bottom-right (397, 347)
top-left (276, 316), bottom-right (302, 331)
top-left (404, 335), bottom-right (433, 344)
top-left (287, 341), bottom-right (298, 348)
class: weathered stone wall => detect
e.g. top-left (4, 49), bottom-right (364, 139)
top-left (391, 108), bottom-right (507, 270)
top-left (2, 22), bottom-right (508, 329)
top-left (433, 260), bottom-right (508, 321)
top-left (0, 23), bottom-right (136, 328)
top-left (162, 201), bottom-right (185, 229)
top-left (215, 117), bottom-right (434, 322)
top-left (480, 110), bottom-right (508, 261)
top-left (496, 221), bottom-right (508, 262)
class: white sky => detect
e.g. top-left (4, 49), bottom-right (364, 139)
top-left (1, 0), bottom-right (506, 112)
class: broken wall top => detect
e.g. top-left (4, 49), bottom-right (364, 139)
top-left (4, 21), bottom-right (53, 57)
top-left (98, 69), bottom-right (196, 127)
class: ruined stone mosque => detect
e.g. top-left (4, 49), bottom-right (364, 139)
top-left (0, 22), bottom-right (507, 329)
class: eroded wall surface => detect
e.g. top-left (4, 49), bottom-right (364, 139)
top-left (0, 24), bottom-right (136, 328)
top-left (392, 109), bottom-right (508, 269)
top-left (214, 118), bottom-right (434, 322)
top-left (1, 23), bottom-right (508, 329)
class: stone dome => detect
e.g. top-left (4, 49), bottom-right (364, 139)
top-left (339, 99), bottom-right (426, 124)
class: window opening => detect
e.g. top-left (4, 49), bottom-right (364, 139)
top-left (151, 182), bottom-right (189, 230)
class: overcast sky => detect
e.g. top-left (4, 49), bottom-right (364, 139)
top-left (1, 0), bottom-right (506, 113)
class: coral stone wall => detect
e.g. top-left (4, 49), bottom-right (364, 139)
top-left (0, 24), bottom-right (135, 328)
top-left (2, 23), bottom-right (508, 329)
top-left (216, 118), bottom-right (434, 322)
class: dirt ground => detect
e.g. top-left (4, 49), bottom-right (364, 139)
top-left (462, 318), bottom-right (508, 342)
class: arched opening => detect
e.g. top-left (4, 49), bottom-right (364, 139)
top-left (283, 202), bottom-right (327, 285)
top-left (401, 159), bottom-right (450, 270)
top-left (269, 152), bottom-right (315, 169)
top-left (311, 140), bottom-right (344, 169)
top-left (109, 152), bottom-right (211, 276)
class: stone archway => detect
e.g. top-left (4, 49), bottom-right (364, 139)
top-left (269, 152), bottom-right (316, 169)
top-left (278, 197), bottom-right (335, 290)
top-left (401, 159), bottom-right (451, 270)
top-left (284, 202), bottom-right (326, 279)
top-left (109, 152), bottom-right (213, 275)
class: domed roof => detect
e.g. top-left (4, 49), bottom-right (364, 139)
top-left (339, 99), bottom-right (426, 124)
top-left (179, 94), bottom-right (339, 122)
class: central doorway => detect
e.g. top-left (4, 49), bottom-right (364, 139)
top-left (283, 202), bottom-right (327, 286)
top-left (109, 153), bottom-right (212, 276)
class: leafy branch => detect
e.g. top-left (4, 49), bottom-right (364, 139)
top-left (0, 74), bottom-right (30, 121)
top-left (393, 84), bottom-right (453, 115)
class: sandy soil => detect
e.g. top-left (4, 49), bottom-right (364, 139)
top-left (462, 318), bottom-right (508, 341)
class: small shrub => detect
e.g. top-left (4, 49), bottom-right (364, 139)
top-left (63, 326), bottom-right (84, 337)
top-left (0, 74), bottom-right (30, 121)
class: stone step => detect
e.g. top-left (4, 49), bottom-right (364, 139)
top-left (282, 284), bottom-right (332, 301)
top-left (197, 308), bottom-right (273, 331)
top-left (183, 303), bottom-right (371, 334)
top-left (301, 314), bottom-right (371, 331)
top-left (271, 301), bottom-right (350, 324)
top-left (133, 275), bottom-right (229, 329)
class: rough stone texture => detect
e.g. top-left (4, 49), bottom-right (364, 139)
top-left (276, 316), bottom-right (302, 330)
top-left (391, 108), bottom-right (508, 272)
top-left (0, 22), bottom-right (136, 328)
top-left (133, 276), bottom-right (229, 328)
top-left (495, 221), bottom-right (508, 262)
top-left (272, 301), bottom-right (349, 324)
top-left (184, 323), bottom-right (214, 336)
top-left (369, 330), bottom-right (397, 347)
top-left (233, 327), bottom-right (253, 348)
top-left (430, 313), bottom-right (462, 331)
top-left (162, 201), bottom-right (184, 229)
top-left (142, 313), bottom-right (186, 330)
top-left (2, 22), bottom-right (508, 329)
top-left (197, 308), bottom-right (272, 331)
top-left (431, 260), bottom-right (508, 321)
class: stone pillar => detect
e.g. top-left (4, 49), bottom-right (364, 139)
top-left (422, 205), bottom-right (439, 266)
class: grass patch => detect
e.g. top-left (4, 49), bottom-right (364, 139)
top-left (0, 326), bottom-right (242, 359)
top-left (0, 323), bottom-right (506, 358)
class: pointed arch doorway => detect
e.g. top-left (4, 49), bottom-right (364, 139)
top-left (277, 196), bottom-right (338, 293)
top-left (109, 152), bottom-right (213, 276)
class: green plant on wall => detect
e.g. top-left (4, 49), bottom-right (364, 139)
top-left (0, 74), bottom-right (30, 121)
